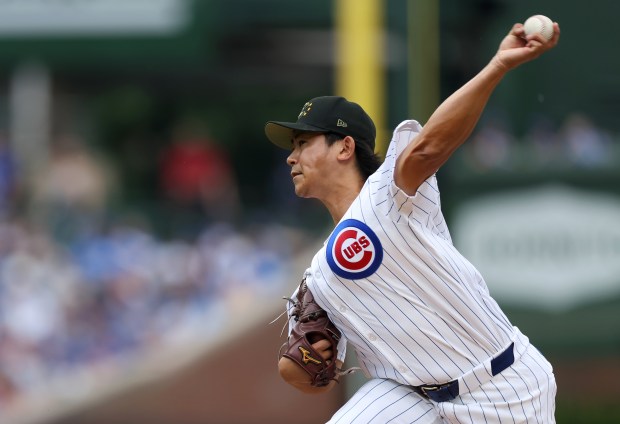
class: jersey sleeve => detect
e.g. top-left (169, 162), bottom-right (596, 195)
top-left (370, 120), bottom-right (448, 238)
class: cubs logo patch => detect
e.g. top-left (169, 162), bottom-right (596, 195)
top-left (326, 219), bottom-right (383, 279)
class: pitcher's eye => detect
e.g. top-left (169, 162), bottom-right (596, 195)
top-left (293, 139), bottom-right (307, 149)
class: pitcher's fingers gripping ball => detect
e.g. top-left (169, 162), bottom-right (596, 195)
top-left (280, 278), bottom-right (341, 387)
top-left (523, 15), bottom-right (554, 40)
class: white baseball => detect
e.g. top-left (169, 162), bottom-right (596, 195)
top-left (523, 15), bottom-right (554, 41)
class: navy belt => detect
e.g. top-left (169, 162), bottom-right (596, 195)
top-left (412, 342), bottom-right (515, 403)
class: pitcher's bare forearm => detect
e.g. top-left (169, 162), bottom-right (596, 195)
top-left (395, 22), bottom-right (560, 195)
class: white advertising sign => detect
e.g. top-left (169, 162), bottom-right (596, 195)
top-left (453, 185), bottom-right (620, 311)
top-left (0, 0), bottom-right (190, 37)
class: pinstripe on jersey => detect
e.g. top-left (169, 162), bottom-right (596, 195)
top-left (287, 120), bottom-right (556, 422)
top-left (326, 339), bottom-right (557, 424)
top-left (306, 120), bottom-right (516, 386)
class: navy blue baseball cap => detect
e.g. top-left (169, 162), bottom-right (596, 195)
top-left (265, 96), bottom-right (376, 151)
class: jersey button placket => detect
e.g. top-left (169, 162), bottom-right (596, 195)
top-left (368, 334), bottom-right (377, 342)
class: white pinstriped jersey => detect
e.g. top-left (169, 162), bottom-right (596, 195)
top-left (304, 119), bottom-right (517, 387)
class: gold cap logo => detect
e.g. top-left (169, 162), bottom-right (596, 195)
top-left (298, 101), bottom-right (313, 119)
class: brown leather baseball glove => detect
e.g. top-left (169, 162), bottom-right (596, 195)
top-left (280, 278), bottom-right (341, 387)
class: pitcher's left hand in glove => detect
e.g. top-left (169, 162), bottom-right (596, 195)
top-left (279, 278), bottom-right (341, 388)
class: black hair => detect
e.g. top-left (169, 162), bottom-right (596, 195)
top-left (325, 132), bottom-right (382, 180)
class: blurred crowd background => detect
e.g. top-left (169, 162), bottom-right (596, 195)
top-left (0, 1), bottom-right (618, 423)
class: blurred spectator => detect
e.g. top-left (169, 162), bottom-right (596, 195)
top-left (524, 114), bottom-right (561, 167)
top-left (560, 112), bottom-right (612, 168)
top-left (0, 216), bottom-right (302, 405)
top-left (0, 368), bottom-right (18, 407)
top-left (464, 113), bottom-right (516, 172)
top-left (0, 131), bottom-right (19, 219)
top-left (27, 135), bottom-right (115, 245)
top-left (159, 119), bottom-right (240, 238)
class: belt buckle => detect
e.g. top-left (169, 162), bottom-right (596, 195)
top-left (418, 380), bottom-right (459, 403)
top-left (421, 384), bottom-right (441, 398)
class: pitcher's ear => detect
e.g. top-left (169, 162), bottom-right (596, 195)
top-left (338, 135), bottom-right (356, 160)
